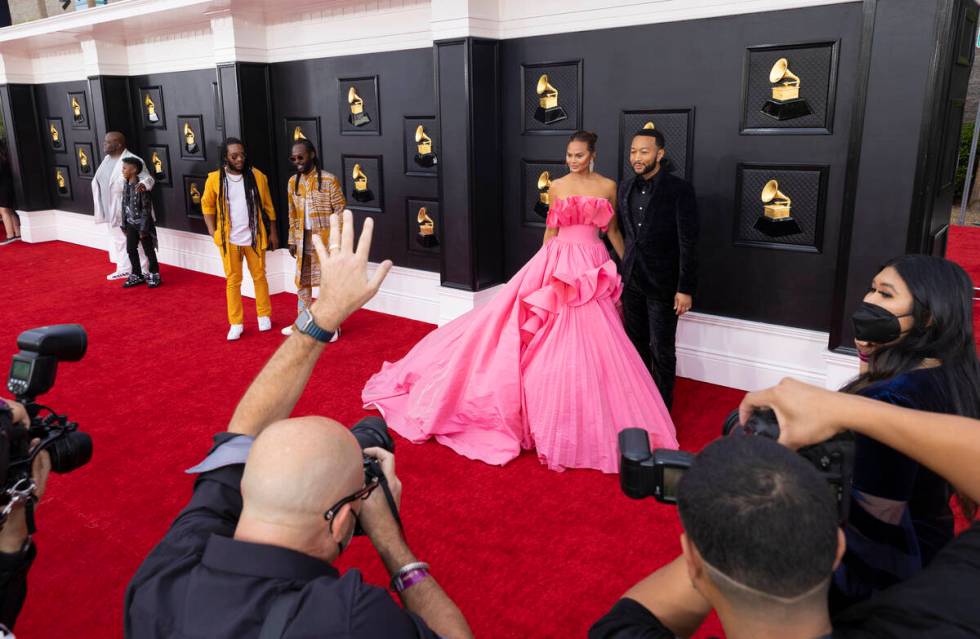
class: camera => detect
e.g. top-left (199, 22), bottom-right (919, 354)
top-left (2, 325), bottom-right (93, 527)
top-left (619, 409), bottom-right (854, 522)
top-left (349, 415), bottom-right (398, 534)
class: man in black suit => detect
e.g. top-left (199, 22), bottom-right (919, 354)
top-left (617, 128), bottom-right (699, 410)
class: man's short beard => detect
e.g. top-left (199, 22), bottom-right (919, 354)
top-left (634, 159), bottom-right (658, 175)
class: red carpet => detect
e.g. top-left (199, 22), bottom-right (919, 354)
top-left (948, 225), bottom-right (980, 348)
top-left (0, 239), bottom-right (736, 638)
top-left (3, 226), bottom-right (979, 637)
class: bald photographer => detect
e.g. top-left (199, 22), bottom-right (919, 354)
top-left (124, 211), bottom-right (473, 639)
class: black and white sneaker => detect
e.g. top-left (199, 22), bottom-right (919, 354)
top-left (123, 273), bottom-right (146, 288)
top-left (146, 273), bottom-right (161, 288)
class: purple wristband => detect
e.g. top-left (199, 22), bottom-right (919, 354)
top-left (858, 351), bottom-right (870, 363)
top-left (393, 568), bottom-right (429, 593)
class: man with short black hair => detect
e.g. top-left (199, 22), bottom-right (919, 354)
top-left (618, 129), bottom-right (698, 410)
top-left (590, 435), bottom-right (844, 639)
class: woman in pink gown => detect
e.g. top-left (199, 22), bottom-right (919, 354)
top-left (363, 131), bottom-right (677, 473)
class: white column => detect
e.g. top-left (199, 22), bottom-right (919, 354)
top-left (430, 0), bottom-right (500, 40)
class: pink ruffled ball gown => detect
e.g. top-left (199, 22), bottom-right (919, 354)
top-left (362, 195), bottom-right (677, 473)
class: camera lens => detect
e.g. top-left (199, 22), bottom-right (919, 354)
top-left (350, 416), bottom-right (395, 453)
top-left (47, 432), bottom-right (93, 473)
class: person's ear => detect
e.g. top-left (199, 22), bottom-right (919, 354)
top-left (329, 503), bottom-right (354, 545)
top-left (656, 147), bottom-right (665, 163)
top-left (680, 533), bottom-right (704, 584)
top-left (832, 527), bottom-right (847, 570)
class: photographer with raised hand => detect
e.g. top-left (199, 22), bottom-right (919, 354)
top-left (124, 211), bottom-right (473, 639)
top-left (0, 399), bottom-right (51, 632)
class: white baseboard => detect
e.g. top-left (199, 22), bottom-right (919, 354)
top-left (17, 209), bottom-right (857, 390)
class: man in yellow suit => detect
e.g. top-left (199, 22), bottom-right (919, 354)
top-left (202, 137), bottom-right (279, 341)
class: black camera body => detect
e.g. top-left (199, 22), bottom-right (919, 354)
top-left (619, 409), bottom-right (854, 522)
top-left (349, 415), bottom-right (398, 535)
top-left (2, 325), bottom-right (93, 526)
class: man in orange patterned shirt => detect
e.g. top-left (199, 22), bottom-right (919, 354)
top-left (282, 140), bottom-right (346, 339)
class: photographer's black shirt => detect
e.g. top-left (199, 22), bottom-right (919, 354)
top-left (124, 433), bottom-right (437, 639)
top-left (589, 523), bottom-right (980, 639)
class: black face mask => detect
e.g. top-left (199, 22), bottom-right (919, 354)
top-left (851, 302), bottom-right (912, 344)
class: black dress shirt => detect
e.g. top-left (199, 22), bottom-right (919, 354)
top-left (626, 171), bottom-right (661, 238)
top-left (124, 433), bottom-right (437, 639)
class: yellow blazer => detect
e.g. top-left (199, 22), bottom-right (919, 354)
top-left (200, 167), bottom-right (276, 251)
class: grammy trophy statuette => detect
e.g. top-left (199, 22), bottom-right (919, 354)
top-left (78, 148), bottom-right (90, 174)
top-left (183, 122), bottom-right (198, 154)
top-left (50, 124), bottom-right (62, 149)
top-left (55, 168), bottom-right (67, 194)
top-left (643, 121), bottom-right (655, 130)
top-left (761, 58), bottom-right (813, 121)
top-left (151, 152), bottom-right (165, 179)
top-left (414, 125), bottom-right (438, 168)
top-left (755, 179), bottom-right (802, 237)
top-left (416, 207), bottom-right (439, 248)
top-left (144, 94), bottom-right (160, 123)
top-left (351, 163), bottom-right (373, 202)
top-left (535, 171), bottom-right (552, 218)
top-left (534, 74), bottom-right (568, 125)
top-left (348, 87), bottom-right (372, 127)
top-left (189, 182), bottom-right (202, 214)
top-left (293, 126), bottom-right (307, 141)
top-left (71, 96), bottom-right (83, 123)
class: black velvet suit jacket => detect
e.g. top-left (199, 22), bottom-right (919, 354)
top-left (617, 171), bottom-right (699, 301)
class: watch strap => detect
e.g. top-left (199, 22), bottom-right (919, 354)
top-left (294, 309), bottom-right (334, 343)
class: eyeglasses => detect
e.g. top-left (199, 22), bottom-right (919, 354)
top-left (323, 478), bottom-right (380, 532)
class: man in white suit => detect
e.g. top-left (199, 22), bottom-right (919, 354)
top-left (92, 131), bottom-right (155, 280)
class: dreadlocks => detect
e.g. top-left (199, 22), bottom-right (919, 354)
top-left (291, 138), bottom-right (322, 195)
top-left (216, 137), bottom-right (264, 255)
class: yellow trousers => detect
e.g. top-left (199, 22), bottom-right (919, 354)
top-left (222, 244), bottom-right (271, 325)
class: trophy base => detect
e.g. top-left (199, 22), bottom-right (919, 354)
top-left (154, 171), bottom-right (166, 180)
top-left (185, 143), bottom-right (198, 154)
top-left (416, 234), bottom-right (439, 249)
top-left (534, 201), bottom-right (550, 219)
top-left (760, 98), bottom-right (813, 121)
top-left (349, 113), bottom-right (372, 127)
top-left (80, 167), bottom-right (90, 175)
top-left (754, 216), bottom-right (802, 238)
top-left (57, 187), bottom-right (68, 195)
top-left (352, 190), bottom-right (374, 203)
top-left (414, 153), bottom-right (438, 168)
top-left (52, 143), bottom-right (63, 150)
top-left (534, 106), bottom-right (568, 125)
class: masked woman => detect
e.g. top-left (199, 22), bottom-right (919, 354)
top-left (834, 255), bottom-right (980, 611)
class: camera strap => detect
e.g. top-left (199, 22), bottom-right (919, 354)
top-left (377, 474), bottom-right (403, 532)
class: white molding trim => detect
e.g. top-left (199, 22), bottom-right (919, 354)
top-left (0, 0), bottom-right (860, 82)
top-left (16, 208), bottom-right (856, 390)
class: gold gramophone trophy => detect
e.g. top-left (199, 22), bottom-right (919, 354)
top-left (351, 163), bottom-right (373, 202)
top-left (348, 87), bottom-right (371, 127)
top-left (183, 122), bottom-right (198, 154)
top-left (755, 179), bottom-right (802, 237)
top-left (49, 123), bottom-right (62, 149)
top-left (55, 168), bottom-right (68, 194)
top-left (293, 126), bottom-right (307, 141)
top-left (761, 58), bottom-right (813, 121)
top-left (144, 94), bottom-right (159, 123)
top-left (414, 124), bottom-right (437, 168)
top-left (534, 74), bottom-right (567, 125)
top-left (78, 147), bottom-right (90, 174)
top-left (151, 152), bottom-right (165, 179)
top-left (71, 96), bottom-right (83, 123)
top-left (643, 121), bottom-right (655, 130)
top-left (416, 206), bottom-right (439, 248)
top-left (535, 171), bottom-right (552, 218)
top-left (189, 182), bottom-right (202, 213)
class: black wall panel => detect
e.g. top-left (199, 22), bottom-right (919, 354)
top-left (0, 84), bottom-right (49, 211)
top-left (500, 3), bottom-right (862, 331)
top-left (34, 81), bottom-right (96, 214)
top-left (128, 69), bottom-right (220, 233)
top-left (269, 48), bottom-right (438, 271)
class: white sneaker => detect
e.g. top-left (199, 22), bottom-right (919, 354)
top-left (227, 324), bottom-right (244, 341)
top-left (281, 325), bottom-right (293, 336)
top-left (106, 270), bottom-right (130, 281)
top-left (258, 316), bottom-right (272, 332)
